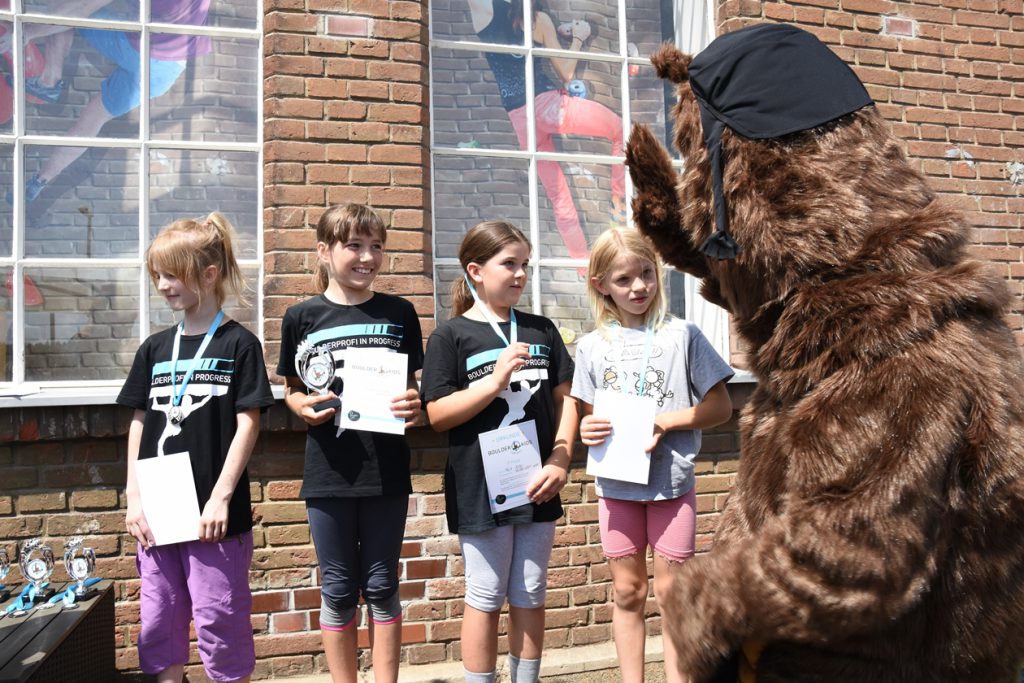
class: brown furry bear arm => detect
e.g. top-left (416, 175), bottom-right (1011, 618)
top-left (625, 123), bottom-right (712, 280)
top-left (661, 366), bottom-right (961, 680)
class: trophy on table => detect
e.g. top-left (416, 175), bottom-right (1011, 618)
top-left (62, 537), bottom-right (97, 606)
top-left (0, 548), bottom-right (10, 602)
top-left (295, 340), bottom-right (341, 410)
top-left (7, 538), bottom-right (54, 615)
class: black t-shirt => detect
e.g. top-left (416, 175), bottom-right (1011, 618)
top-left (276, 293), bottom-right (424, 499)
top-left (420, 311), bottom-right (574, 534)
top-left (117, 319), bottom-right (276, 538)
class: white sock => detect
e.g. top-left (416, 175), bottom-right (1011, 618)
top-left (464, 668), bottom-right (497, 683)
top-left (508, 654), bottom-right (541, 683)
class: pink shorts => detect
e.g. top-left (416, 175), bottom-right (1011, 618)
top-left (136, 532), bottom-right (254, 682)
top-left (597, 489), bottom-right (697, 561)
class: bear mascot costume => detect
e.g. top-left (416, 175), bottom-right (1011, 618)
top-left (624, 22), bottom-right (1024, 682)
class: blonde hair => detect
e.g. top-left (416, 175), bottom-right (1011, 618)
top-left (450, 220), bottom-right (530, 317)
top-left (146, 211), bottom-right (245, 308)
top-left (587, 228), bottom-right (668, 333)
top-left (315, 203), bottom-right (387, 292)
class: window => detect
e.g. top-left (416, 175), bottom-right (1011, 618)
top-left (0, 0), bottom-right (261, 390)
top-left (428, 0), bottom-right (728, 357)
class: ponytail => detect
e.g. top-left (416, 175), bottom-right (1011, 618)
top-left (449, 276), bottom-right (475, 318)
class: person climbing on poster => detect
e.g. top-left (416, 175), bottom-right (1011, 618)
top-left (1, 0), bottom-right (211, 205)
top-left (468, 0), bottom-right (626, 262)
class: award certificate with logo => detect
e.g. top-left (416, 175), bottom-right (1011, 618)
top-left (478, 419), bottom-right (542, 514)
top-left (586, 389), bottom-right (656, 485)
top-left (338, 348), bottom-right (408, 435)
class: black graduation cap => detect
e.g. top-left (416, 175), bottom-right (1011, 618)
top-left (686, 23), bottom-right (874, 259)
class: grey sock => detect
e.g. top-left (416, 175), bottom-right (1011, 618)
top-left (508, 654), bottom-right (541, 683)
top-left (464, 668), bottom-right (497, 683)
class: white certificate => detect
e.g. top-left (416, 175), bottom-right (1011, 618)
top-left (135, 452), bottom-right (201, 546)
top-left (479, 419), bottom-right (543, 514)
top-left (338, 348), bottom-right (408, 435)
top-left (586, 389), bottom-right (656, 485)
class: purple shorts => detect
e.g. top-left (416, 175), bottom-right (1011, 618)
top-left (598, 489), bottom-right (697, 561)
top-left (136, 532), bottom-right (255, 682)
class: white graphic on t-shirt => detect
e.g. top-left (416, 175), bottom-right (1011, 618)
top-left (634, 368), bottom-right (674, 407)
top-left (151, 393), bottom-right (214, 457)
top-left (499, 377), bottom-right (542, 428)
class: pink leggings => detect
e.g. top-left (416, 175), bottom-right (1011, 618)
top-left (507, 89), bottom-right (625, 259)
top-left (597, 489), bottom-right (697, 561)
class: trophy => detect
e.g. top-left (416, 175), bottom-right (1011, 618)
top-left (8, 539), bottom-right (54, 615)
top-left (62, 537), bottom-right (97, 606)
top-left (0, 548), bottom-right (9, 602)
top-left (294, 340), bottom-right (341, 410)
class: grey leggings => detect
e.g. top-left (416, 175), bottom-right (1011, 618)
top-left (459, 521), bottom-right (556, 612)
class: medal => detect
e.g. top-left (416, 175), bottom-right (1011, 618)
top-left (168, 311), bottom-right (225, 426)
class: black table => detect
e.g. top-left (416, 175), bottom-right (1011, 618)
top-left (0, 580), bottom-right (114, 682)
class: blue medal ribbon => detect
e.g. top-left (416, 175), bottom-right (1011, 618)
top-left (464, 274), bottom-right (517, 347)
top-left (170, 310), bottom-right (225, 408)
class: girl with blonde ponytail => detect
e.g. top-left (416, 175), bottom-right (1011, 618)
top-left (118, 212), bottom-right (275, 683)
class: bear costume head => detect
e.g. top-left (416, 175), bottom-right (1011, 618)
top-left (626, 23), bottom-right (1024, 682)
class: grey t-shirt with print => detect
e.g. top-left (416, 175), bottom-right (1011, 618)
top-left (571, 317), bottom-right (734, 501)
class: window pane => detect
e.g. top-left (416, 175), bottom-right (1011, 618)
top-left (0, 23), bottom-right (12, 136)
top-left (628, 61), bottom-right (675, 159)
top-left (538, 266), bottom-right (589, 356)
top-left (23, 145), bottom-right (139, 258)
top-left (24, 266), bottom-right (139, 381)
top-left (149, 35), bottom-right (259, 143)
top-left (153, 0), bottom-right (256, 31)
top-left (433, 154), bottom-right (530, 261)
top-left (533, 63), bottom-right (623, 156)
top-left (0, 266), bottom-right (11, 382)
top-left (149, 149), bottom-right (258, 259)
top-left (627, 0), bottom-right (676, 58)
top-left (0, 144), bottom-right (11, 256)
top-left (435, 263), bottom-right (533, 323)
top-left (150, 263), bottom-right (259, 332)
top-left (24, 145), bottom-right (139, 257)
top-left (430, 0), bottom-right (524, 45)
top-left (24, 25), bottom-right (140, 138)
top-left (431, 47), bottom-right (524, 151)
top-left (544, 0), bottom-right (619, 56)
top-left (22, 0), bottom-right (138, 21)
top-left (536, 161), bottom-right (624, 261)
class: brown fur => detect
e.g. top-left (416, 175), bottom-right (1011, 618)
top-left (626, 43), bottom-right (1024, 683)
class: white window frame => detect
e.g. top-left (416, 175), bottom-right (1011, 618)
top-left (428, 0), bottom-right (731, 362)
top-left (0, 0), bottom-right (263, 405)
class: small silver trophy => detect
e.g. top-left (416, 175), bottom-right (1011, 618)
top-left (13, 539), bottom-right (54, 614)
top-left (295, 340), bottom-right (341, 410)
top-left (0, 548), bottom-right (10, 602)
top-left (63, 537), bottom-right (97, 606)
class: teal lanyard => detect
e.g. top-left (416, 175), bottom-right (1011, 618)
top-left (612, 322), bottom-right (655, 397)
top-left (170, 310), bottom-right (224, 407)
top-left (464, 274), bottom-right (517, 346)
